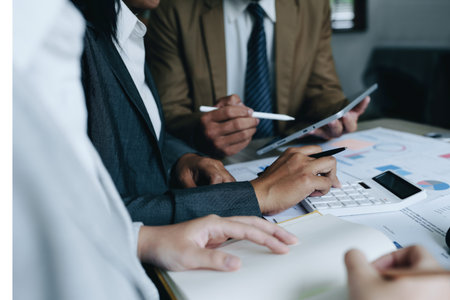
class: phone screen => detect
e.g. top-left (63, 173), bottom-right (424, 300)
top-left (372, 171), bottom-right (421, 199)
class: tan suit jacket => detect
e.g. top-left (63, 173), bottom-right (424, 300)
top-left (147, 0), bottom-right (347, 146)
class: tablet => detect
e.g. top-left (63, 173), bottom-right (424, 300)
top-left (256, 83), bottom-right (378, 155)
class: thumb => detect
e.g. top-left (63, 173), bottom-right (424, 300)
top-left (345, 249), bottom-right (378, 283)
top-left (186, 248), bottom-right (242, 272)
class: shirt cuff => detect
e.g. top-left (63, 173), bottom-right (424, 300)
top-left (132, 221), bottom-right (144, 255)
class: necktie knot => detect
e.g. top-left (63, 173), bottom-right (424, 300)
top-left (247, 3), bottom-right (265, 23)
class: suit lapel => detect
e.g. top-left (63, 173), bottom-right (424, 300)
top-left (275, 0), bottom-right (300, 132)
top-left (96, 34), bottom-right (169, 182)
top-left (97, 35), bottom-right (159, 141)
top-left (201, 0), bottom-right (227, 101)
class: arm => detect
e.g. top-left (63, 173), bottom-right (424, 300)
top-left (126, 145), bottom-right (340, 224)
top-left (137, 215), bottom-right (298, 271)
top-left (124, 181), bottom-right (262, 225)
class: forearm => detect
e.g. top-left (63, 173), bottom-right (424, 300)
top-left (124, 181), bottom-right (262, 226)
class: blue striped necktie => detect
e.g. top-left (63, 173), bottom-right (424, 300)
top-left (245, 2), bottom-right (275, 138)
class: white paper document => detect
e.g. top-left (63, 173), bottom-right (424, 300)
top-left (226, 127), bottom-right (450, 267)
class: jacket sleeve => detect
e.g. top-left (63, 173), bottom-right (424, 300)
top-left (123, 181), bottom-right (262, 225)
top-left (162, 132), bottom-right (202, 173)
top-left (147, 2), bottom-right (202, 146)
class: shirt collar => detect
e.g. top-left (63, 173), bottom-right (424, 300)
top-left (224, 0), bottom-right (276, 23)
top-left (116, 1), bottom-right (147, 46)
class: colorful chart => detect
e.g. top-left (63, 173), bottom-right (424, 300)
top-left (331, 139), bottom-right (374, 150)
top-left (344, 151), bottom-right (369, 160)
top-left (375, 165), bottom-right (412, 176)
top-left (373, 143), bottom-right (406, 152)
top-left (439, 153), bottom-right (450, 159)
top-left (417, 180), bottom-right (450, 191)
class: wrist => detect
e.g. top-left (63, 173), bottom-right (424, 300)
top-left (137, 226), bottom-right (160, 263)
top-left (250, 178), bottom-right (269, 214)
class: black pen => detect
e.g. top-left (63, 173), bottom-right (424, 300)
top-left (257, 147), bottom-right (346, 176)
top-left (308, 147), bottom-right (347, 159)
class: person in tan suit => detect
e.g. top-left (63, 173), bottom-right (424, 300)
top-left (147, 0), bottom-right (370, 157)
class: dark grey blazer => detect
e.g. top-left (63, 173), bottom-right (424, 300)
top-left (81, 27), bottom-right (261, 225)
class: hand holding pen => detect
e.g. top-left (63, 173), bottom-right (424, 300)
top-left (257, 147), bottom-right (346, 176)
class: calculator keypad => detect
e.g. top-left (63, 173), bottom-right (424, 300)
top-left (306, 182), bottom-right (388, 210)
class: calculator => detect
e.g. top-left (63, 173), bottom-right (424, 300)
top-left (302, 171), bottom-right (427, 216)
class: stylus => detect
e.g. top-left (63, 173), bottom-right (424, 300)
top-left (199, 106), bottom-right (295, 121)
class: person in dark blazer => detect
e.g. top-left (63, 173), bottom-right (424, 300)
top-left (78, 0), bottom-right (340, 226)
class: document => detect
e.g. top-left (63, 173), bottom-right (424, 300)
top-left (343, 195), bottom-right (450, 268)
top-left (160, 214), bottom-right (396, 300)
top-left (226, 127), bottom-right (450, 266)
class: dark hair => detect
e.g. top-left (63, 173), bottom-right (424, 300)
top-left (71, 0), bottom-right (120, 40)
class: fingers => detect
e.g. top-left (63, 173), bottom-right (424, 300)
top-left (305, 171), bottom-right (336, 195)
top-left (342, 97), bottom-right (370, 133)
top-left (372, 245), bottom-right (441, 271)
top-left (313, 156), bottom-right (341, 188)
top-left (215, 94), bottom-right (244, 108)
top-left (224, 216), bottom-right (298, 245)
top-left (219, 138), bottom-right (253, 157)
top-left (207, 165), bottom-right (236, 185)
top-left (201, 111), bottom-right (258, 153)
top-left (326, 119), bottom-right (344, 137)
top-left (345, 249), bottom-right (379, 281)
top-left (208, 105), bottom-right (254, 123)
top-left (217, 220), bottom-right (293, 254)
top-left (311, 120), bottom-right (344, 140)
top-left (209, 128), bottom-right (255, 154)
top-left (184, 247), bottom-right (242, 272)
top-left (342, 113), bottom-right (358, 133)
top-left (284, 145), bottom-right (323, 156)
top-left (351, 96), bottom-right (370, 115)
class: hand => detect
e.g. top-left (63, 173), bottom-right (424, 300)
top-left (199, 94), bottom-right (259, 157)
top-left (311, 96), bottom-right (370, 140)
top-left (250, 146), bottom-right (341, 215)
top-left (174, 153), bottom-right (235, 188)
top-left (345, 246), bottom-right (450, 300)
top-left (138, 215), bottom-right (298, 271)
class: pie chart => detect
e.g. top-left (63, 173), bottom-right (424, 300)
top-left (417, 180), bottom-right (449, 191)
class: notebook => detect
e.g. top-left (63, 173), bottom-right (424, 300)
top-left (157, 212), bottom-right (396, 300)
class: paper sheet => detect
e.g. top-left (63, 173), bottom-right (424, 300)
top-left (226, 128), bottom-right (450, 267)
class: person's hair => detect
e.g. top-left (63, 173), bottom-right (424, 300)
top-left (71, 0), bottom-right (120, 40)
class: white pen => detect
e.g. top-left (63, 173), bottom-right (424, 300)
top-left (199, 106), bottom-right (295, 121)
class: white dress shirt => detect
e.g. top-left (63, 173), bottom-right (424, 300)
top-left (13, 1), bottom-right (158, 299)
top-left (223, 0), bottom-right (276, 102)
top-left (115, 1), bottom-right (161, 139)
